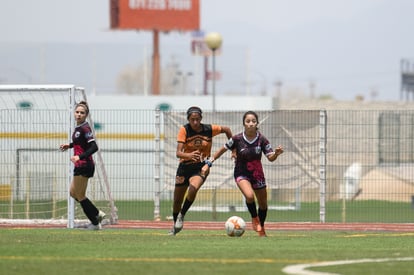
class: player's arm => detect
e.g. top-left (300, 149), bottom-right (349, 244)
top-left (176, 142), bottom-right (201, 162)
top-left (211, 146), bottom-right (228, 164)
top-left (210, 135), bottom-right (235, 165)
top-left (59, 143), bottom-right (73, 151)
top-left (176, 126), bottom-right (201, 162)
top-left (220, 125), bottom-right (232, 139)
top-left (201, 145), bottom-right (227, 172)
top-left (267, 145), bottom-right (284, 162)
top-left (78, 141), bottom-right (98, 160)
top-left (231, 148), bottom-right (237, 162)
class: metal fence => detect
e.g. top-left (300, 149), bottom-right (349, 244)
top-left (2, 108), bottom-right (414, 223)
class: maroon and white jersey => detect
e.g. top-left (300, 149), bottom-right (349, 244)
top-left (72, 121), bottom-right (95, 167)
top-left (225, 131), bottom-right (274, 189)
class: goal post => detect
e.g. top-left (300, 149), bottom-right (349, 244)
top-left (0, 84), bottom-right (117, 228)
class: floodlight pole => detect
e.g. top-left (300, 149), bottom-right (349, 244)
top-left (211, 50), bottom-right (217, 112)
top-left (205, 32), bottom-right (222, 113)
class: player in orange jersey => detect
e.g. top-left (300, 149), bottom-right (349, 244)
top-left (169, 106), bottom-right (232, 235)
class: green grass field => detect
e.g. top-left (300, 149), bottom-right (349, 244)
top-left (1, 228), bottom-right (413, 275)
top-left (3, 200), bottom-right (414, 223)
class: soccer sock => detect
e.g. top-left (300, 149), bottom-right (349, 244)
top-left (180, 198), bottom-right (193, 216)
top-left (173, 212), bottom-right (179, 223)
top-left (80, 198), bottom-right (99, 225)
top-left (258, 208), bottom-right (268, 226)
top-left (246, 201), bottom-right (258, 218)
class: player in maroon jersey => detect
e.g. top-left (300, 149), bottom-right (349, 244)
top-left (60, 101), bottom-right (105, 230)
top-left (211, 111), bottom-right (283, 236)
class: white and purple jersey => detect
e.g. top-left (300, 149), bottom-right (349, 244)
top-left (225, 131), bottom-right (274, 189)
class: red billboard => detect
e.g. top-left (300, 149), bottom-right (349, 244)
top-left (110, 0), bottom-right (200, 31)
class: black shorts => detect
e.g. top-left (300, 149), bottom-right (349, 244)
top-left (73, 164), bottom-right (95, 178)
top-left (175, 162), bottom-right (206, 187)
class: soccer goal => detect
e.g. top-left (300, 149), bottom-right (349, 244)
top-left (0, 85), bottom-right (117, 228)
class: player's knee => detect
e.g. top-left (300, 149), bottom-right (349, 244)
top-left (245, 195), bottom-right (255, 203)
top-left (69, 191), bottom-right (77, 201)
top-left (187, 185), bottom-right (199, 200)
top-left (188, 185), bottom-right (196, 194)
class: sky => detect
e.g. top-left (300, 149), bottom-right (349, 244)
top-left (1, 0), bottom-right (414, 101)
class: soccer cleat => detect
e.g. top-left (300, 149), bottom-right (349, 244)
top-left (258, 226), bottom-right (267, 237)
top-left (252, 216), bottom-right (262, 233)
top-left (97, 210), bottom-right (106, 224)
top-left (174, 213), bottom-right (184, 232)
top-left (86, 223), bottom-right (102, 231)
top-left (170, 225), bottom-right (182, 235)
top-left (168, 228), bottom-right (176, 236)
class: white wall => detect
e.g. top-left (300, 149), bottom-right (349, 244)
top-left (87, 95), bottom-right (278, 111)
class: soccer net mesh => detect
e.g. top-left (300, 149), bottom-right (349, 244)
top-left (0, 85), bottom-right (117, 227)
top-left (160, 110), bottom-right (322, 213)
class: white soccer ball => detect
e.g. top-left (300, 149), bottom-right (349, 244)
top-left (225, 216), bottom-right (246, 237)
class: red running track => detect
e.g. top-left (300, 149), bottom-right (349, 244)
top-left (1, 220), bottom-right (412, 232)
top-left (107, 221), bottom-right (414, 232)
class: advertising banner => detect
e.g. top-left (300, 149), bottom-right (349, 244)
top-left (110, 0), bottom-right (200, 31)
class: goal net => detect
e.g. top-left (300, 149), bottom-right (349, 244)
top-left (0, 85), bottom-right (117, 228)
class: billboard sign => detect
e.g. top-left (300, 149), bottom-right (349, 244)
top-left (110, 0), bottom-right (200, 31)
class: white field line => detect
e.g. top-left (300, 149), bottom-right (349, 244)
top-left (282, 257), bottom-right (414, 275)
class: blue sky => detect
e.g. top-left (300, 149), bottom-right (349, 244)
top-left (1, 0), bottom-right (414, 101)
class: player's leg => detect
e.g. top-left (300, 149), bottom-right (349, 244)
top-left (71, 175), bottom-right (101, 229)
top-left (172, 184), bottom-right (187, 214)
top-left (173, 174), bottom-right (204, 233)
top-left (170, 181), bottom-right (187, 235)
top-left (183, 174), bottom-right (204, 211)
top-left (237, 178), bottom-right (262, 233)
top-left (254, 188), bottom-right (268, 236)
top-left (177, 163), bottom-right (208, 221)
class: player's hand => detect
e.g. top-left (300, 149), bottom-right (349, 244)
top-left (189, 150), bottom-right (201, 162)
top-left (231, 150), bottom-right (237, 162)
top-left (59, 144), bottom-right (69, 151)
top-left (70, 155), bottom-right (80, 164)
top-left (275, 145), bottom-right (284, 155)
top-left (268, 145), bottom-right (284, 162)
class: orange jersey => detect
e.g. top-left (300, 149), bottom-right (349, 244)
top-left (177, 123), bottom-right (223, 163)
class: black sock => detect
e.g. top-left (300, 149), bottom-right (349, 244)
top-left (180, 199), bottom-right (193, 216)
top-left (173, 212), bottom-right (179, 223)
top-left (246, 201), bottom-right (258, 218)
top-left (80, 198), bottom-right (99, 225)
top-left (258, 208), bottom-right (267, 226)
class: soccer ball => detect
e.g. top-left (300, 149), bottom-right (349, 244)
top-left (225, 216), bottom-right (246, 237)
